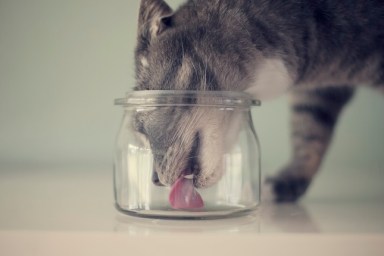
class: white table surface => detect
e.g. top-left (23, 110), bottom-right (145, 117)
top-left (1, 166), bottom-right (384, 256)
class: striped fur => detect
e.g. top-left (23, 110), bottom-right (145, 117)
top-left (134, 0), bottom-right (384, 200)
top-left (269, 87), bottom-right (355, 201)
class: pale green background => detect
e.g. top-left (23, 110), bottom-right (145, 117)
top-left (1, 0), bottom-right (383, 185)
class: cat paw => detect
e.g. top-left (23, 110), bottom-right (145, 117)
top-left (266, 173), bottom-right (310, 202)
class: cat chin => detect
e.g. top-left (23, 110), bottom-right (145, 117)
top-left (194, 110), bottom-right (243, 188)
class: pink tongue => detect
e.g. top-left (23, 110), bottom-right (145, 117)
top-left (169, 176), bottom-right (204, 209)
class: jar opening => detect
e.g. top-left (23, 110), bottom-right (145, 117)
top-left (114, 90), bottom-right (261, 107)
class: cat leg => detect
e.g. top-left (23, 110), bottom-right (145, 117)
top-left (268, 86), bottom-right (355, 202)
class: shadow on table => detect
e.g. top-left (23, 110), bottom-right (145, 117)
top-left (113, 202), bottom-right (318, 234)
top-left (259, 202), bottom-right (319, 233)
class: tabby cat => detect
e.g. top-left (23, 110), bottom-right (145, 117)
top-left (133, 0), bottom-right (384, 201)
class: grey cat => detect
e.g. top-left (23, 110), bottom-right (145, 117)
top-left (133, 0), bottom-right (384, 202)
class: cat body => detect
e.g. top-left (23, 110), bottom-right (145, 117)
top-left (134, 0), bottom-right (384, 201)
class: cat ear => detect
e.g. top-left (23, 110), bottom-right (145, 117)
top-left (157, 15), bottom-right (173, 35)
top-left (138, 0), bottom-right (173, 42)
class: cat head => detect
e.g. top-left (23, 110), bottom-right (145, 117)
top-left (133, 0), bottom-right (253, 188)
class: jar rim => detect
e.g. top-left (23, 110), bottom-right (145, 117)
top-left (114, 90), bottom-right (261, 107)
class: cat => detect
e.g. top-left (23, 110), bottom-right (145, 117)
top-left (133, 0), bottom-right (384, 202)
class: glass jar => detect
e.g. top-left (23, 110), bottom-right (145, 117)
top-left (114, 90), bottom-right (261, 219)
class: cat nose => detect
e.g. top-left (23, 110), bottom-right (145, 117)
top-left (151, 132), bottom-right (201, 186)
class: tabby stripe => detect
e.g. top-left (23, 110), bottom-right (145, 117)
top-left (309, 87), bottom-right (355, 104)
top-left (292, 132), bottom-right (326, 142)
top-left (158, 56), bottom-right (183, 90)
top-left (187, 44), bottom-right (220, 91)
top-left (293, 104), bottom-right (336, 127)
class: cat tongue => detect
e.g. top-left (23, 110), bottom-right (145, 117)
top-left (169, 175), bottom-right (204, 209)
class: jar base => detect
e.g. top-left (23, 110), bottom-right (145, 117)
top-left (115, 203), bottom-right (258, 220)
